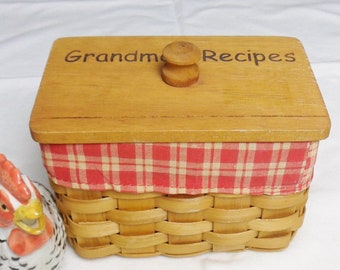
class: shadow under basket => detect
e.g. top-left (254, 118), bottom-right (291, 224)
top-left (51, 180), bottom-right (308, 259)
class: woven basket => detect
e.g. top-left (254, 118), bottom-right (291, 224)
top-left (51, 180), bottom-right (308, 258)
top-left (31, 37), bottom-right (329, 259)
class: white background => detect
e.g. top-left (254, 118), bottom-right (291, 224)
top-left (1, 1), bottom-right (339, 269)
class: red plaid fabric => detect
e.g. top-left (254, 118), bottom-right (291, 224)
top-left (40, 142), bottom-right (318, 195)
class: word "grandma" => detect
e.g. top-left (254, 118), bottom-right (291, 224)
top-left (65, 49), bottom-right (296, 66)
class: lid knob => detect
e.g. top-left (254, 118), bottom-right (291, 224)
top-left (161, 41), bottom-right (201, 87)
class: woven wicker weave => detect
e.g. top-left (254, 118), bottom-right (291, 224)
top-left (50, 180), bottom-right (308, 258)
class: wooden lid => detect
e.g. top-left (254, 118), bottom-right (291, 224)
top-left (30, 36), bottom-right (330, 144)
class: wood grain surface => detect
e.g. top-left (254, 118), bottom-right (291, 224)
top-left (30, 36), bottom-right (330, 143)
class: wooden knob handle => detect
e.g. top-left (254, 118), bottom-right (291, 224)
top-left (161, 41), bottom-right (201, 87)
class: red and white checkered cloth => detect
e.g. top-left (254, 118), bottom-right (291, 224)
top-left (40, 141), bottom-right (318, 195)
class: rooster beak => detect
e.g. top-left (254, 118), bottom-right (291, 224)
top-left (13, 199), bottom-right (46, 235)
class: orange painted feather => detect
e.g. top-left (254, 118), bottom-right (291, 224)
top-left (0, 154), bottom-right (31, 204)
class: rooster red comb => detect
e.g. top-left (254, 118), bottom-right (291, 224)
top-left (0, 154), bottom-right (31, 204)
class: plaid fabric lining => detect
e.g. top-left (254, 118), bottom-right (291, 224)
top-left (40, 142), bottom-right (318, 195)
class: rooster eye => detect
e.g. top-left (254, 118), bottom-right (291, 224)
top-left (1, 203), bottom-right (9, 212)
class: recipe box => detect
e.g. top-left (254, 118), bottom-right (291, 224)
top-left (29, 36), bottom-right (330, 258)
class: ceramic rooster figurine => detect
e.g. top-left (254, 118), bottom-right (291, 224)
top-left (0, 154), bottom-right (66, 270)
